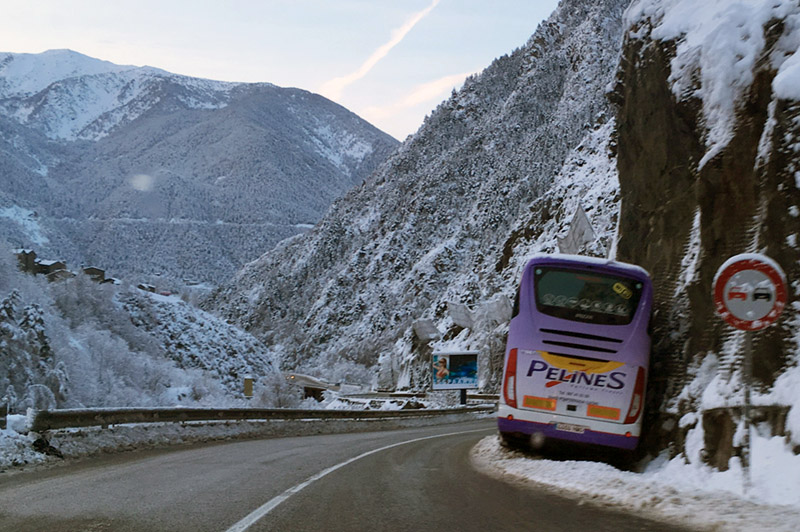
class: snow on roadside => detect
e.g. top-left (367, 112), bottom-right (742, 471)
top-left (472, 435), bottom-right (800, 532)
top-left (0, 416), bottom-right (41, 469)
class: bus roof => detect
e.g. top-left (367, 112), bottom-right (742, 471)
top-left (527, 253), bottom-right (651, 281)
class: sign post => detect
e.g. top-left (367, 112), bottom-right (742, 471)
top-left (713, 253), bottom-right (787, 493)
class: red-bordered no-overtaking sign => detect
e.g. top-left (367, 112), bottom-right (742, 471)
top-left (713, 254), bottom-right (787, 331)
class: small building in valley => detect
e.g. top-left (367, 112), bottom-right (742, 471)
top-left (36, 259), bottom-right (67, 275)
top-left (82, 266), bottom-right (106, 282)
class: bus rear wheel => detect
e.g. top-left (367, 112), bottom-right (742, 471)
top-left (499, 431), bottom-right (528, 450)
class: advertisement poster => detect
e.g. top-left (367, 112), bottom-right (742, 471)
top-left (432, 352), bottom-right (479, 390)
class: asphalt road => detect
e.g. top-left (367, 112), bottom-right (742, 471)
top-left (0, 419), bottom-right (688, 531)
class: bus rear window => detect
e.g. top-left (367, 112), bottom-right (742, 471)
top-left (533, 267), bottom-right (643, 325)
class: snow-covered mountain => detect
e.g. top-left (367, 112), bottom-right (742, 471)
top-left (0, 49), bottom-right (171, 141)
top-left (205, 0), bottom-right (800, 468)
top-left (0, 49), bottom-right (399, 284)
top-left (205, 0), bottom-right (628, 387)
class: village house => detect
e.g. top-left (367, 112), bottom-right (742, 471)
top-left (11, 250), bottom-right (117, 285)
top-left (46, 269), bottom-right (76, 282)
top-left (82, 266), bottom-right (105, 282)
top-left (36, 259), bottom-right (67, 276)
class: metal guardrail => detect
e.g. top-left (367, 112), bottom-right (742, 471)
top-left (30, 405), bottom-right (496, 432)
top-left (346, 392), bottom-right (500, 401)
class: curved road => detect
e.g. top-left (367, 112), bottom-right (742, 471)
top-left (0, 419), bottom-right (685, 531)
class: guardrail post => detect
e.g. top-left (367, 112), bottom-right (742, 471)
top-left (0, 403), bottom-right (6, 430)
top-left (244, 376), bottom-right (254, 399)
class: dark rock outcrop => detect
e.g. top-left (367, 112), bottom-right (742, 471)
top-left (615, 10), bottom-right (800, 462)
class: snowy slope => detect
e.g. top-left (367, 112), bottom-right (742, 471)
top-left (0, 251), bottom-right (276, 413)
top-left (120, 290), bottom-right (277, 396)
top-left (205, 0), bottom-right (628, 388)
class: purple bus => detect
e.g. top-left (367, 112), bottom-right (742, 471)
top-left (498, 254), bottom-right (653, 451)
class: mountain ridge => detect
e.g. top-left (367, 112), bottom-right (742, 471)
top-left (0, 49), bottom-right (399, 285)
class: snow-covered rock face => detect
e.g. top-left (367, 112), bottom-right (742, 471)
top-left (616, 0), bottom-right (800, 461)
top-left (0, 49), bottom-right (399, 284)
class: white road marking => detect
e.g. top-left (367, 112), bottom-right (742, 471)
top-left (224, 427), bottom-right (490, 532)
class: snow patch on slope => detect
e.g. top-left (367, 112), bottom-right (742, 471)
top-left (0, 205), bottom-right (49, 245)
top-left (311, 123), bottom-right (374, 174)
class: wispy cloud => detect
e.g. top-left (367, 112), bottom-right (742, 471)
top-left (362, 70), bottom-right (475, 122)
top-left (319, 0), bottom-right (440, 100)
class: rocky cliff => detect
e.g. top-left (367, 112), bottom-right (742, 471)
top-left (616, 0), bottom-right (800, 464)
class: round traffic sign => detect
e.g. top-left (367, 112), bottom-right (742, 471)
top-left (713, 254), bottom-right (787, 331)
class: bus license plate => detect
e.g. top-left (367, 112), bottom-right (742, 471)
top-left (556, 423), bottom-right (587, 434)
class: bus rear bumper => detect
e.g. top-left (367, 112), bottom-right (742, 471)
top-left (497, 414), bottom-right (639, 451)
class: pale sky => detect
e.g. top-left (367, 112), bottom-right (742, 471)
top-left (0, 0), bottom-right (560, 140)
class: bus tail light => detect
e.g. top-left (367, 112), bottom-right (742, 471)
top-left (503, 348), bottom-right (518, 408)
top-left (624, 366), bottom-right (646, 424)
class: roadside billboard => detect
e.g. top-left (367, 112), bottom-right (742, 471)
top-left (432, 351), bottom-right (479, 390)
